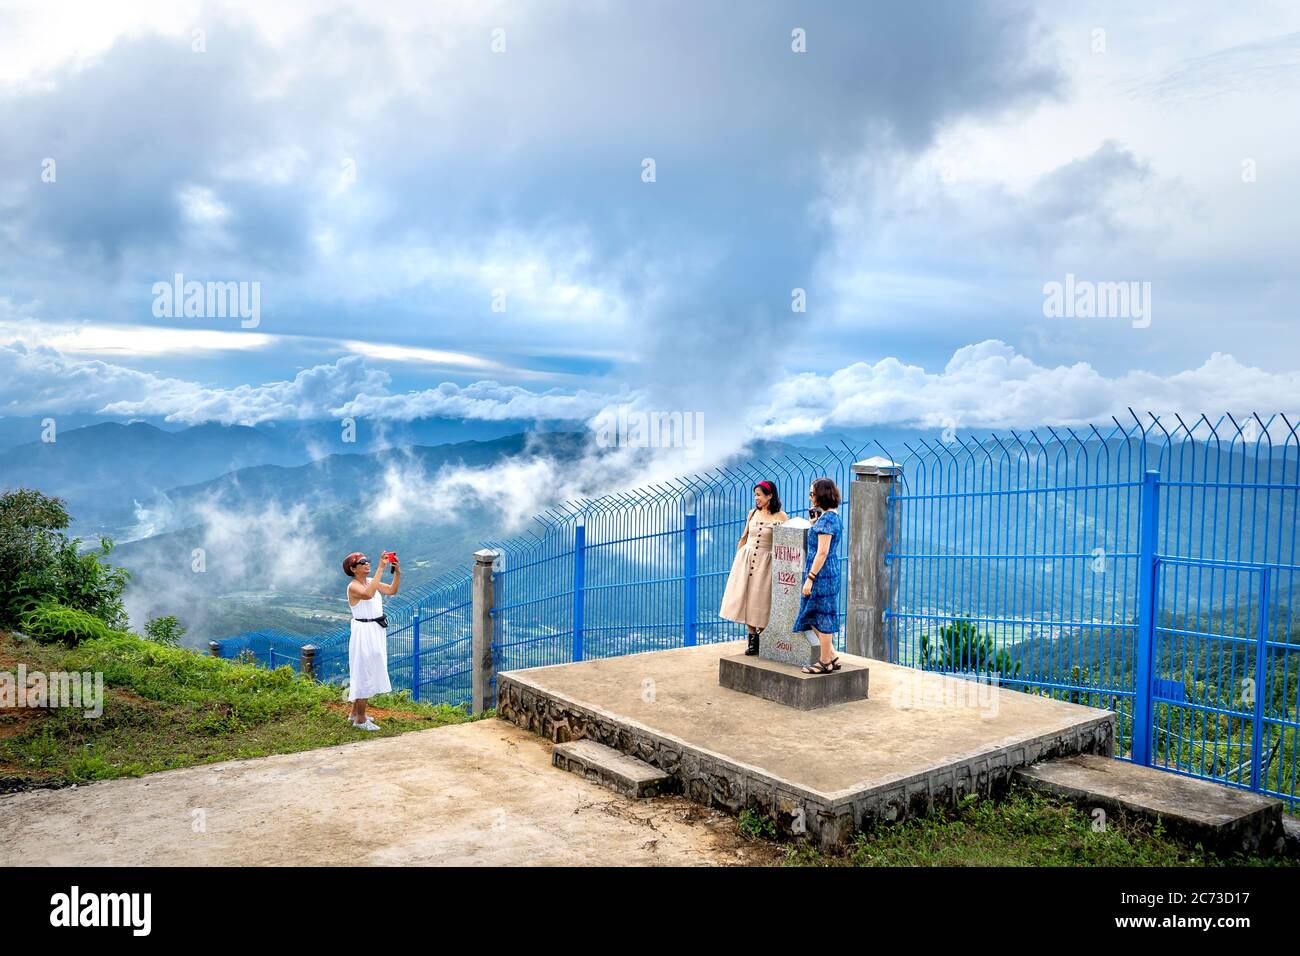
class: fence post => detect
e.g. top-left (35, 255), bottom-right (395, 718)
top-left (573, 519), bottom-right (586, 662)
top-left (683, 510), bottom-right (698, 647)
top-left (411, 612), bottom-right (421, 703)
top-left (472, 549), bottom-right (497, 713)
top-left (300, 644), bottom-right (317, 681)
top-left (208, 641), bottom-right (221, 657)
top-left (848, 456), bottom-right (901, 661)
top-left (1250, 568), bottom-right (1270, 791)
top-left (1133, 469), bottom-right (1161, 766)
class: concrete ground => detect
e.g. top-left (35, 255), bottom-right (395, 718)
top-left (505, 641), bottom-right (1113, 798)
top-left (0, 721), bottom-right (778, 866)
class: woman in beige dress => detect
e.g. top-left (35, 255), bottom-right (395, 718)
top-left (719, 480), bottom-right (789, 655)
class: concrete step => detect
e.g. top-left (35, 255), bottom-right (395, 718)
top-left (1015, 754), bottom-right (1285, 856)
top-left (552, 740), bottom-right (674, 799)
top-left (1284, 815), bottom-right (1300, 857)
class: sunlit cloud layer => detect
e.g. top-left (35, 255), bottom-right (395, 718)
top-left (4, 338), bottom-right (1296, 434)
top-left (1, 0), bottom-right (1297, 438)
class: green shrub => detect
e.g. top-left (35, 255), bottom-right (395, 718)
top-left (1, 488), bottom-right (129, 630)
top-left (19, 602), bottom-right (118, 646)
top-left (143, 615), bottom-right (186, 647)
top-left (922, 617), bottom-right (1021, 677)
top-left (739, 808), bottom-right (777, 840)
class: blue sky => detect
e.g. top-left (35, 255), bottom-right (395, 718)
top-left (2, 0), bottom-right (1299, 450)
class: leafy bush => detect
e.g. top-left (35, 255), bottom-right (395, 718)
top-left (19, 602), bottom-right (118, 646)
top-left (0, 488), bottom-right (129, 630)
top-left (143, 615), bottom-right (186, 647)
top-left (922, 617), bottom-right (1021, 677)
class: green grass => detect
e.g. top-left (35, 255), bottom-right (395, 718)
top-left (738, 807), bottom-right (777, 841)
top-left (778, 788), bottom-right (1296, 867)
top-left (0, 629), bottom-right (482, 791)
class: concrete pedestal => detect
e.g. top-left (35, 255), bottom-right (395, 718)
top-left (719, 653), bottom-right (869, 710)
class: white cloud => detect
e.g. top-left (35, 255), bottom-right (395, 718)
top-left (0, 319), bottom-right (275, 356)
top-left (100, 355), bottom-right (392, 424)
top-left (752, 340), bottom-right (1300, 436)
top-left (0, 340), bottom-right (615, 425)
top-left (336, 378), bottom-right (619, 423)
top-left (1121, 29), bottom-right (1300, 105)
top-left (341, 340), bottom-right (502, 372)
top-left (7, 335), bottom-right (1297, 441)
top-left (178, 184), bottom-right (232, 226)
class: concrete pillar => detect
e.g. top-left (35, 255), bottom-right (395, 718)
top-left (847, 456), bottom-right (901, 661)
top-left (300, 644), bottom-right (318, 681)
top-left (472, 548), bottom-right (498, 713)
top-left (208, 641), bottom-right (221, 657)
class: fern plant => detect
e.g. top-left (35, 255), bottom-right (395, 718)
top-left (19, 601), bottom-right (116, 646)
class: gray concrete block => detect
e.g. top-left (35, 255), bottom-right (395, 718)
top-left (1015, 754), bottom-right (1285, 856)
top-left (1283, 815), bottom-right (1300, 858)
top-left (718, 653), bottom-right (868, 710)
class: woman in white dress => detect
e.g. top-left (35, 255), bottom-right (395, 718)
top-left (342, 550), bottom-right (400, 730)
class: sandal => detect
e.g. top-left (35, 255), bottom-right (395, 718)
top-left (801, 659), bottom-right (836, 675)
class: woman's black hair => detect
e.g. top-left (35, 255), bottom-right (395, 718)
top-left (754, 480), bottom-right (782, 514)
top-left (811, 477), bottom-right (840, 511)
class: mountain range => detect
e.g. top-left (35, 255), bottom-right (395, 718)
top-left (0, 416), bottom-right (567, 538)
top-left (0, 414), bottom-right (829, 644)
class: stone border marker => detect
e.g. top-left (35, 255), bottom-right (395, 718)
top-left (760, 518), bottom-right (818, 666)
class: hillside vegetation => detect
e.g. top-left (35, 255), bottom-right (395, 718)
top-left (0, 487), bottom-right (478, 792)
top-left (0, 628), bottom-right (478, 791)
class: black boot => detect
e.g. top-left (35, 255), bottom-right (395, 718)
top-left (745, 628), bottom-right (760, 655)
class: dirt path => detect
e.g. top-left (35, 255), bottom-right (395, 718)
top-left (0, 720), bottom-right (779, 866)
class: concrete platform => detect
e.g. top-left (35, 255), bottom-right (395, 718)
top-left (1015, 754), bottom-right (1286, 856)
top-left (718, 653), bottom-right (869, 710)
top-left (497, 641), bottom-right (1116, 849)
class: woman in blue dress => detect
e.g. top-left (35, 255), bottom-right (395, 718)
top-left (793, 477), bottom-right (843, 675)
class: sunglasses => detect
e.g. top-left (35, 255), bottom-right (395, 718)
top-left (355, 557), bottom-right (371, 565)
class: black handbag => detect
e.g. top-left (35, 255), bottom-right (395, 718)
top-left (353, 614), bottom-right (389, 628)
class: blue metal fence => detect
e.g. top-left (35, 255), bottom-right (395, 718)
top-left (887, 413), bottom-right (1299, 808)
top-left (212, 446), bottom-right (866, 701)
top-left (481, 448), bottom-right (867, 695)
top-left (214, 412), bottom-right (1298, 809)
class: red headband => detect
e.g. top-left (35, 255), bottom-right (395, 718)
top-left (757, 481), bottom-right (773, 493)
